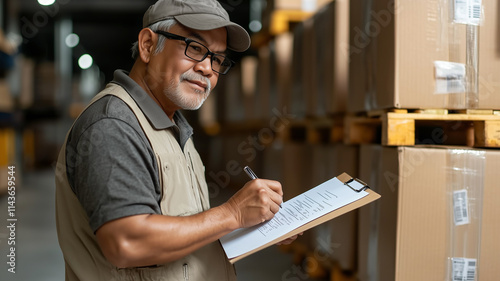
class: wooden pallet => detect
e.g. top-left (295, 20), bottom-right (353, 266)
top-left (283, 240), bottom-right (358, 281)
top-left (302, 252), bottom-right (357, 281)
top-left (277, 116), bottom-right (344, 144)
top-left (345, 109), bottom-right (500, 147)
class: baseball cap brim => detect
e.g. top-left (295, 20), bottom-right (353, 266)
top-left (174, 13), bottom-right (251, 52)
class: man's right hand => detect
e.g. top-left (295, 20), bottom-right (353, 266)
top-left (224, 179), bottom-right (283, 228)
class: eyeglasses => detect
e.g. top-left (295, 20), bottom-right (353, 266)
top-left (154, 30), bottom-right (235, 75)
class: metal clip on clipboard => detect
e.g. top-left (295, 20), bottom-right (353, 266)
top-left (344, 177), bottom-right (370, 193)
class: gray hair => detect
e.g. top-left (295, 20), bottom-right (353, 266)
top-left (131, 18), bottom-right (178, 60)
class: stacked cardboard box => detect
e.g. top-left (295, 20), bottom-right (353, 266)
top-left (308, 144), bottom-right (359, 272)
top-left (274, 32), bottom-right (294, 114)
top-left (279, 0), bottom-right (351, 118)
top-left (357, 145), bottom-right (500, 281)
top-left (222, 63), bottom-right (244, 122)
top-left (308, 0), bottom-right (350, 116)
top-left (34, 61), bottom-right (58, 107)
top-left (289, 19), bottom-right (308, 118)
top-left (348, 0), bottom-right (500, 112)
top-left (0, 79), bottom-right (14, 112)
top-left (240, 56), bottom-right (259, 121)
top-left (19, 56), bottom-right (35, 109)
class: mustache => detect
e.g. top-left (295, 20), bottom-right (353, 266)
top-left (180, 72), bottom-right (211, 94)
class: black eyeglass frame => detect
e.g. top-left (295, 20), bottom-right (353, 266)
top-left (154, 30), bottom-right (235, 75)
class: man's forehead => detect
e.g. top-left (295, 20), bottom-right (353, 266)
top-left (173, 24), bottom-right (228, 53)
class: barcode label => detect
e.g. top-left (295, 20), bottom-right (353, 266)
top-left (452, 258), bottom-right (477, 281)
top-left (434, 61), bottom-right (466, 94)
top-left (453, 189), bottom-right (470, 225)
top-left (454, 0), bottom-right (482, 25)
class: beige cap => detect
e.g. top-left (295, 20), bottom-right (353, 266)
top-left (143, 0), bottom-right (251, 52)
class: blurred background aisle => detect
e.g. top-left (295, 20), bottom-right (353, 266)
top-left (0, 169), bottom-right (64, 281)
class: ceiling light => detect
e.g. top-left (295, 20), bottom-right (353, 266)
top-left (38, 0), bottom-right (56, 6)
top-left (65, 33), bottom-right (79, 48)
top-left (249, 20), bottom-right (262, 33)
top-left (78, 54), bottom-right (93, 70)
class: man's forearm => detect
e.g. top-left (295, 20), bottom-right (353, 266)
top-left (96, 203), bottom-right (237, 268)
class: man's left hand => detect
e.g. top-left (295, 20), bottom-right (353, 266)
top-left (276, 232), bottom-right (303, 245)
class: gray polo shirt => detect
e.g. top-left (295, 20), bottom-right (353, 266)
top-left (65, 70), bottom-right (194, 232)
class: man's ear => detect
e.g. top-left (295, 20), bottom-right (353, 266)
top-left (137, 28), bottom-right (157, 63)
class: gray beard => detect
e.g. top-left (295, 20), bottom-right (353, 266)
top-left (165, 72), bottom-right (212, 110)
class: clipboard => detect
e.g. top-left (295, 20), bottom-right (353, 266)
top-left (225, 172), bottom-right (381, 264)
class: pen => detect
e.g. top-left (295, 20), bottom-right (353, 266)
top-left (243, 166), bottom-right (282, 208)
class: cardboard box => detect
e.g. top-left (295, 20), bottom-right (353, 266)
top-left (314, 0), bottom-right (350, 115)
top-left (222, 63), bottom-right (244, 122)
top-left (34, 61), bottom-right (58, 106)
top-left (357, 145), bottom-right (382, 281)
top-left (477, 0), bottom-right (500, 108)
top-left (348, 0), bottom-right (372, 114)
top-left (357, 145), bottom-right (500, 281)
top-left (479, 147), bottom-right (500, 280)
top-left (253, 47), bottom-right (272, 120)
top-left (240, 56), bottom-right (259, 120)
top-left (0, 79), bottom-right (14, 112)
top-left (19, 56), bottom-right (35, 109)
top-left (290, 21), bottom-right (307, 118)
top-left (302, 17), bottom-right (319, 117)
top-left (281, 142), bottom-right (313, 200)
top-left (348, 0), bottom-right (500, 112)
top-left (309, 144), bottom-right (359, 271)
top-left (274, 32), bottom-right (294, 115)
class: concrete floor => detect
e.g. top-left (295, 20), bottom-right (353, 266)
top-left (0, 169), bottom-right (321, 281)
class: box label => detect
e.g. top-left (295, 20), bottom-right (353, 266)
top-left (453, 189), bottom-right (470, 225)
top-left (434, 61), bottom-right (466, 94)
top-left (452, 258), bottom-right (477, 281)
top-left (454, 0), bottom-right (482, 25)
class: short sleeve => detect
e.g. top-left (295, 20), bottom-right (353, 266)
top-left (66, 117), bottom-right (161, 232)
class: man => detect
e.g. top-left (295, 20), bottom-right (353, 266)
top-left (55, 0), bottom-right (297, 280)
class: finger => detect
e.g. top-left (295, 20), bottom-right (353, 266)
top-left (265, 180), bottom-right (283, 197)
top-left (264, 208), bottom-right (276, 221)
top-left (269, 202), bottom-right (280, 214)
top-left (255, 184), bottom-right (282, 208)
top-left (261, 183), bottom-right (282, 206)
top-left (267, 189), bottom-right (283, 207)
top-left (277, 235), bottom-right (297, 245)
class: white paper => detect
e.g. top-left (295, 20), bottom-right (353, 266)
top-left (452, 257), bottom-right (477, 281)
top-left (453, 189), bottom-right (470, 226)
top-left (434, 61), bottom-right (466, 94)
top-left (220, 177), bottom-right (368, 259)
top-left (454, 0), bottom-right (482, 26)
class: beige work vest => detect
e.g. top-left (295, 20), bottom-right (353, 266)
top-left (55, 83), bottom-right (236, 281)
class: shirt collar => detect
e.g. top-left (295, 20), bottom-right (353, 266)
top-left (110, 70), bottom-right (194, 147)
